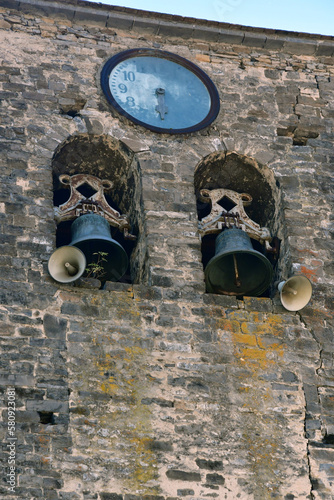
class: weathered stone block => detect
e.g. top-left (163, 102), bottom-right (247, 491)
top-left (206, 473), bottom-right (225, 485)
top-left (218, 29), bottom-right (244, 44)
top-left (43, 314), bottom-right (67, 339)
top-left (196, 459), bottom-right (223, 470)
top-left (166, 470), bottom-right (201, 481)
top-left (26, 400), bottom-right (69, 413)
top-left (177, 490), bottom-right (195, 497)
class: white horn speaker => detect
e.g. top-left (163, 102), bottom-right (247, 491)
top-left (278, 275), bottom-right (312, 311)
top-left (48, 246), bottom-right (86, 283)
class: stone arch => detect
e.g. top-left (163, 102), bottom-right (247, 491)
top-left (194, 151), bottom-right (286, 296)
top-left (51, 134), bottom-right (147, 284)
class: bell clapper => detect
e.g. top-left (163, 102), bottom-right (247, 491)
top-left (64, 262), bottom-right (78, 276)
top-left (233, 253), bottom-right (241, 288)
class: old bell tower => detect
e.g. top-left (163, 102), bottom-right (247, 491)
top-left (1, 0), bottom-right (333, 499)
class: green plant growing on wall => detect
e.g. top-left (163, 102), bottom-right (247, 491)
top-left (85, 251), bottom-right (108, 279)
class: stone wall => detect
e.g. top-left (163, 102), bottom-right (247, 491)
top-left (0, 1), bottom-right (333, 499)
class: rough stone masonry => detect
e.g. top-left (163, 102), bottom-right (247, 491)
top-left (0, 0), bottom-right (333, 499)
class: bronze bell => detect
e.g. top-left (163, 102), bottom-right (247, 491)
top-left (70, 213), bottom-right (128, 282)
top-left (205, 227), bottom-right (273, 296)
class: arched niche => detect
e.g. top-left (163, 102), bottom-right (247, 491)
top-left (194, 151), bottom-right (284, 296)
top-left (51, 134), bottom-right (147, 284)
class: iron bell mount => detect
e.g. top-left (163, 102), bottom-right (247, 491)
top-left (198, 188), bottom-right (272, 247)
top-left (54, 174), bottom-right (136, 241)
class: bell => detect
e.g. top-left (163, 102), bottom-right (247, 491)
top-left (205, 228), bottom-right (273, 296)
top-left (70, 213), bottom-right (128, 282)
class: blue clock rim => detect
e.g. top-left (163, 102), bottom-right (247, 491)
top-left (100, 48), bottom-right (220, 134)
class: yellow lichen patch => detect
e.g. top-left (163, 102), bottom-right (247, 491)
top-left (229, 312), bottom-right (286, 371)
top-left (231, 332), bottom-right (285, 370)
top-left (256, 336), bottom-right (285, 351)
top-left (128, 434), bottom-right (159, 489)
top-left (93, 330), bottom-right (159, 494)
top-left (115, 389), bottom-right (160, 493)
top-left (237, 386), bottom-right (251, 393)
top-left (240, 320), bottom-right (284, 337)
top-left (112, 294), bottom-right (141, 319)
top-left (63, 288), bottom-right (161, 495)
top-left (265, 314), bottom-right (285, 325)
top-left (100, 381), bottom-right (119, 394)
top-left (237, 346), bottom-right (273, 369)
top-left (227, 310), bottom-right (263, 323)
top-left (90, 348), bottom-right (119, 395)
top-left (241, 412), bottom-right (285, 499)
top-left (123, 345), bottom-right (145, 362)
top-left (233, 333), bottom-right (258, 346)
top-left (226, 311), bottom-right (292, 497)
top-left (216, 318), bottom-right (241, 333)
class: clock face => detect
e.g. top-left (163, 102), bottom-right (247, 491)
top-left (100, 49), bottom-right (220, 134)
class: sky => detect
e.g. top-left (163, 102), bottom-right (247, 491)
top-left (88, 0), bottom-right (334, 36)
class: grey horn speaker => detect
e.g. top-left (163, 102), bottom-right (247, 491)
top-left (48, 246), bottom-right (86, 283)
top-left (278, 276), bottom-right (312, 311)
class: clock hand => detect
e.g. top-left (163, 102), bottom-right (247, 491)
top-left (155, 88), bottom-right (168, 120)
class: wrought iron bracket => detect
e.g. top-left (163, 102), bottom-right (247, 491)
top-left (198, 188), bottom-right (272, 245)
top-left (54, 174), bottom-right (136, 240)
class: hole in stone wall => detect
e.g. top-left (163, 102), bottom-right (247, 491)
top-left (293, 137), bottom-right (308, 146)
top-left (62, 109), bottom-right (79, 118)
top-left (277, 125), bottom-right (319, 146)
top-left (59, 98), bottom-right (86, 117)
top-left (38, 411), bottom-right (55, 425)
top-left (322, 433), bottom-right (334, 445)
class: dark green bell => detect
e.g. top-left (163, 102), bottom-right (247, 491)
top-left (205, 228), bottom-right (273, 296)
top-left (70, 213), bottom-right (128, 282)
